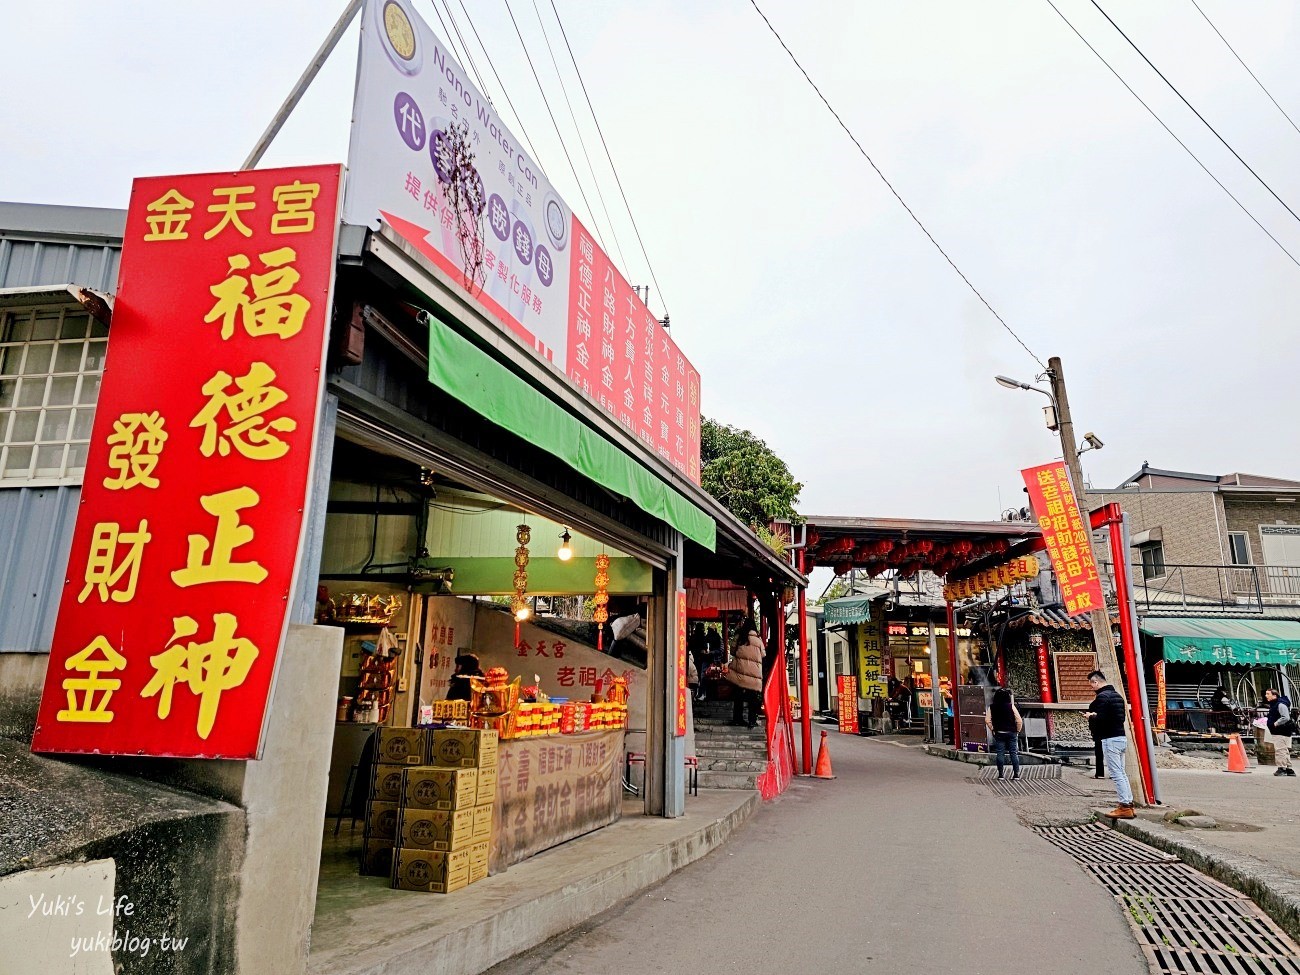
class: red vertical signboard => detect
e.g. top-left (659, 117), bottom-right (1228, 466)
top-left (675, 591), bottom-right (688, 736)
top-left (837, 675), bottom-right (860, 734)
top-left (30, 165), bottom-right (343, 759)
top-left (1021, 461), bottom-right (1105, 617)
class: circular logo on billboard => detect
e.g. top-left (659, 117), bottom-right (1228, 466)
top-left (513, 219), bottom-right (534, 266)
top-left (393, 93), bottom-right (426, 151)
top-left (488, 194), bottom-right (510, 241)
top-left (535, 245), bottom-right (554, 288)
top-left (377, 0), bottom-right (422, 76)
top-left (542, 192), bottom-right (568, 251)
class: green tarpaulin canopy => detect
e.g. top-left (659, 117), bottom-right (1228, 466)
top-left (426, 317), bottom-right (715, 550)
top-left (823, 596), bottom-right (873, 626)
top-left (1140, 617), bottom-right (1300, 665)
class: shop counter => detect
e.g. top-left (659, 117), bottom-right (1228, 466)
top-left (490, 729), bottom-right (624, 873)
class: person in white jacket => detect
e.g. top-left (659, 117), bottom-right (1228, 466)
top-left (725, 623), bottom-right (765, 728)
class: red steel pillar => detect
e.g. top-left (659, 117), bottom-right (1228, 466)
top-left (946, 600), bottom-right (961, 751)
top-left (1100, 503), bottom-right (1155, 804)
top-left (797, 550), bottom-right (813, 774)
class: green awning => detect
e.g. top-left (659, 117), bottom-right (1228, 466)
top-left (1140, 617), bottom-right (1300, 665)
top-left (823, 596), bottom-right (874, 626)
top-left (426, 318), bottom-right (716, 551)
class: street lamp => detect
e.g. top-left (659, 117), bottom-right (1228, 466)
top-left (994, 374), bottom-right (1059, 431)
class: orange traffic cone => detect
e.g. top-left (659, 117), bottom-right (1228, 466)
top-left (1226, 733), bottom-right (1250, 773)
top-left (813, 730), bottom-right (836, 779)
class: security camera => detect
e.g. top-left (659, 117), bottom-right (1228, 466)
top-left (1083, 432), bottom-right (1104, 451)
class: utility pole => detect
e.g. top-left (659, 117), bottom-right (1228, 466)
top-left (1047, 355), bottom-right (1143, 802)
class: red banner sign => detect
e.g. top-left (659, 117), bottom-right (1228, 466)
top-left (1036, 644), bottom-right (1054, 703)
top-left (675, 590), bottom-right (688, 737)
top-left (30, 165), bottom-right (343, 759)
top-left (1154, 660), bottom-right (1167, 731)
top-left (837, 675), bottom-right (860, 734)
top-left (1021, 461), bottom-right (1105, 617)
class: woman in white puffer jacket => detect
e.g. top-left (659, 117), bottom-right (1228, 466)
top-left (725, 623), bottom-right (765, 728)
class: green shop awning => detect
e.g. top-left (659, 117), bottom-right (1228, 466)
top-left (427, 318), bottom-right (715, 551)
top-left (823, 596), bottom-right (874, 626)
top-left (1140, 617), bottom-right (1300, 665)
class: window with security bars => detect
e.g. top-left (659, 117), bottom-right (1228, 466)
top-left (0, 305), bottom-right (106, 483)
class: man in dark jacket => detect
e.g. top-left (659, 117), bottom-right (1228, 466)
top-left (1085, 669), bottom-right (1134, 818)
top-left (1264, 688), bottom-right (1296, 778)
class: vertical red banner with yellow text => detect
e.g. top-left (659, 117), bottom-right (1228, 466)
top-left (675, 591), bottom-right (688, 737)
top-left (31, 165), bottom-right (343, 759)
top-left (1021, 461), bottom-right (1106, 618)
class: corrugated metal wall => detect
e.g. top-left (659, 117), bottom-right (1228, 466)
top-left (0, 236), bottom-right (120, 291)
top-left (0, 217), bottom-right (121, 651)
top-left (0, 485), bottom-right (78, 651)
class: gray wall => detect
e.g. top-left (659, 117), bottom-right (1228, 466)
top-left (0, 485), bottom-right (79, 655)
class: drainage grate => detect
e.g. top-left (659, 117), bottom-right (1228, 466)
top-left (1125, 897), bottom-right (1298, 958)
top-left (976, 763), bottom-right (1061, 780)
top-left (1037, 822), bottom-right (1178, 863)
top-left (972, 776), bottom-right (1087, 797)
top-left (1142, 946), bottom-right (1300, 975)
top-left (1034, 824), bottom-right (1300, 975)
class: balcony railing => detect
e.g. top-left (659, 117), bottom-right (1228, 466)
top-left (1095, 562), bottom-right (1297, 613)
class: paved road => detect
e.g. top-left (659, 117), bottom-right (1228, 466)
top-left (485, 732), bottom-right (1147, 975)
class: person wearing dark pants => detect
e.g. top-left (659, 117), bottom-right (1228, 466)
top-left (1088, 712), bottom-right (1106, 779)
top-left (1264, 688), bottom-right (1296, 777)
top-left (985, 687), bottom-right (1022, 779)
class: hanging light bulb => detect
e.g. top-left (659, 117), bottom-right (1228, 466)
top-left (514, 602), bottom-right (532, 622)
top-left (512, 523), bottom-right (531, 644)
top-left (557, 529), bottom-right (573, 561)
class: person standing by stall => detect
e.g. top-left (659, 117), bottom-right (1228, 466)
top-left (1264, 688), bottom-right (1296, 777)
top-left (984, 687), bottom-right (1022, 779)
top-left (726, 622), bottom-right (764, 728)
top-left (1085, 669), bottom-right (1134, 818)
top-left (446, 653), bottom-right (483, 701)
top-left (688, 623), bottom-right (709, 702)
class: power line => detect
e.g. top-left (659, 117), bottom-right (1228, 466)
top-left (530, 0), bottom-right (629, 271)
top-left (426, 0), bottom-right (472, 82)
top-left (546, 0), bottom-right (670, 316)
top-left (454, 0), bottom-right (547, 173)
top-left (501, 0), bottom-right (615, 257)
top-left (1187, 0), bottom-right (1300, 138)
top-left (746, 0), bottom-right (1046, 370)
top-left (1089, 0), bottom-right (1300, 228)
top-left (433, 0), bottom-right (492, 102)
top-left (1044, 0), bottom-right (1300, 270)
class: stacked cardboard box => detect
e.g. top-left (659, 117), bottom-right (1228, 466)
top-left (390, 728), bottom-right (498, 892)
top-left (361, 727), bottom-right (427, 876)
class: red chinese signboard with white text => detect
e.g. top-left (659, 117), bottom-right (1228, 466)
top-left (31, 165), bottom-right (343, 759)
top-left (1021, 461), bottom-right (1105, 618)
top-left (837, 675), bottom-right (860, 734)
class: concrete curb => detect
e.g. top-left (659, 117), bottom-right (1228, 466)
top-left (1108, 816), bottom-right (1300, 943)
top-left (309, 791), bottom-right (760, 975)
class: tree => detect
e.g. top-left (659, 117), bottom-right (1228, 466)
top-left (700, 418), bottom-right (802, 527)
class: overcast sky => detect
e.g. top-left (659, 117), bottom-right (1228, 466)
top-left (5, 0), bottom-right (1300, 522)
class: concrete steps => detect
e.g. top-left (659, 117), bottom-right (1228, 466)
top-left (692, 703), bottom-right (768, 791)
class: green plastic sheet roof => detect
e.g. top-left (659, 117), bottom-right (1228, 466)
top-left (1140, 616), bottom-right (1300, 665)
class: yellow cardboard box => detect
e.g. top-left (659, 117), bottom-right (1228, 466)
top-left (370, 763), bottom-right (407, 804)
top-left (398, 808), bottom-right (475, 851)
top-left (363, 801), bottom-right (400, 842)
top-left (474, 765), bottom-right (498, 805)
top-left (427, 728), bottom-right (498, 769)
top-left (467, 838), bottom-right (489, 883)
top-left (391, 847), bottom-right (471, 893)
top-left (375, 727), bottom-right (427, 765)
top-left (402, 766), bottom-right (477, 810)
top-left (471, 803), bottom-right (494, 840)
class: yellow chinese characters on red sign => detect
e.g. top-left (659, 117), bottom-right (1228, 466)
top-left (1021, 461), bottom-right (1106, 618)
top-left (31, 165), bottom-right (343, 760)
